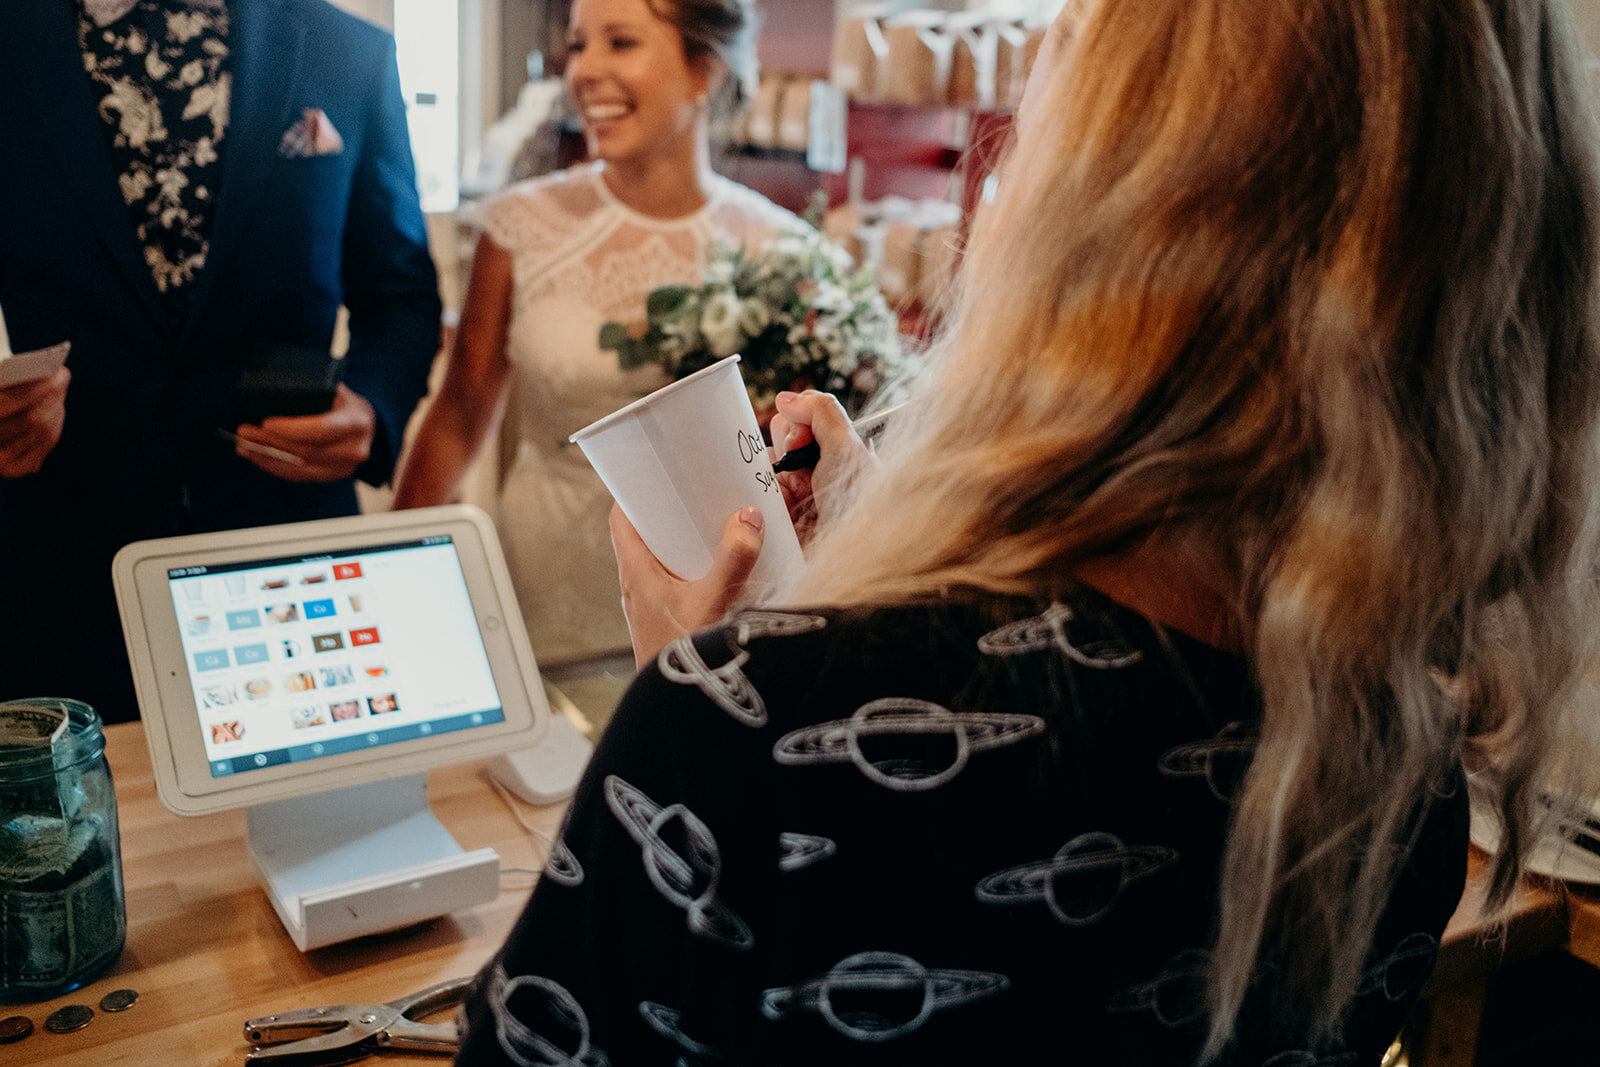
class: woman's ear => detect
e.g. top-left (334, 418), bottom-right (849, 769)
top-left (692, 55), bottom-right (725, 106)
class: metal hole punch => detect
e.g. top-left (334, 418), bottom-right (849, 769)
top-left (243, 975), bottom-right (472, 1064)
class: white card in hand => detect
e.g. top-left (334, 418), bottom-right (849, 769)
top-left (0, 342), bottom-right (70, 389)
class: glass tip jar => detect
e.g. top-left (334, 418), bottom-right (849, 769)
top-left (0, 698), bottom-right (127, 1002)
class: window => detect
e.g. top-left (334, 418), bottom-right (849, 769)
top-left (394, 0), bottom-right (460, 213)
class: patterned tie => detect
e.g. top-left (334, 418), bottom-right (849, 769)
top-left (83, 0), bottom-right (225, 29)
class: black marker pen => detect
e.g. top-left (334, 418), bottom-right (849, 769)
top-left (771, 402), bottom-right (907, 474)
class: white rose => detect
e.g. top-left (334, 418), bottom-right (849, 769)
top-left (700, 289), bottom-right (745, 357)
top-left (814, 320), bottom-right (848, 368)
top-left (772, 234), bottom-right (808, 260)
top-left (738, 298), bottom-right (771, 336)
top-left (812, 282), bottom-right (849, 313)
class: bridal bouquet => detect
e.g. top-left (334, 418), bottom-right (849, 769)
top-left (599, 228), bottom-right (904, 418)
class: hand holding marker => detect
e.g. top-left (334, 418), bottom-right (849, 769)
top-left (771, 402), bottom-right (907, 473)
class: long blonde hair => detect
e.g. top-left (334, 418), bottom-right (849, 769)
top-left (791, 0), bottom-right (1600, 1052)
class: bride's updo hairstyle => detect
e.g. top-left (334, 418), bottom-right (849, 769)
top-left (795, 0), bottom-right (1600, 1055)
top-left (644, 0), bottom-right (759, 124)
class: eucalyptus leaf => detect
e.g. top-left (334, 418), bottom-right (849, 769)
top-left (616, 338), bottom-right (658, 371)
top-left (598, 321), bottom-right (630, 352)
top-left (646, 285), bottom-right (694, 321)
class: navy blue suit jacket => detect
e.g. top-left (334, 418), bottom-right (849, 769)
top-left (0, 0), bottom-right (442, 720)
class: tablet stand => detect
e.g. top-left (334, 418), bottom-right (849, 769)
top-left (245, 772), bottom-right (500, 951)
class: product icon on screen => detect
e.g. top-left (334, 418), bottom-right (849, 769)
top-left (291, 707), bottom-right (326, 729)
top-left (329, 700), bottom-right (362, 722)
top-left (319, 665), bottom-right (354, 687)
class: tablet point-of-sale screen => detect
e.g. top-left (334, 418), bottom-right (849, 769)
top-left (166, 536), bottom-right (506, 777)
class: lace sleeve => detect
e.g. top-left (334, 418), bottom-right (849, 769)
top-left (476, 184), bottom-right (561, 263)
top-left (474, 167), bottom-right (608, 271)
top-left (709, 179), bottom-right (813, 254)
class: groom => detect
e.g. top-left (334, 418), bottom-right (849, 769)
top-left (0, 0), bottom-right (442, 722)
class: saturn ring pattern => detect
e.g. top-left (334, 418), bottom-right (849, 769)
top-left (637, 1000), bottom-right (722, 1061)
top-left (761, 951), bottom-right (1009, 1043)
top-left (974, 831), bottom-right (1179, 926)
top-left (487, 963), bottom-right (610, 1067)
top-left (604, 775), bottom-right (754, 951)
top-left (772, 697), bottom-right (1047, 792)
top-left (976, 602), bottom-right (1144, 669)
top-left (658, 635), bottom-right (766, 727)
top-left (1156, 723), bottom-right (1258, 802)
top-left (732, 610), bottom-right (828, 644)
top-left (777, 831), bottom-right (837, 873)
top-left (1355, 931), bottom-right (1437, 1002)
top-left (542, 836), bottom-right (584, 888)
top-left (1107, 947), bottom-right (1212, 1028)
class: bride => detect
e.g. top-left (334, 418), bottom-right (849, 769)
top-left (393, 0), bottom-right (805, 667)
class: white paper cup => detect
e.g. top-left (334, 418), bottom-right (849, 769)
top-left (570, 355), bottom-right (805, 588)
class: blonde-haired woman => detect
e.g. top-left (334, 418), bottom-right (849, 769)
top-left (456, 0), bottom-right (1600, 1062)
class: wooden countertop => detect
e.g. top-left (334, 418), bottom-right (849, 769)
top-left (9, 720), bottom-right (567, 1066)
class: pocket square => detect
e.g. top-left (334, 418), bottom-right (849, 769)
top-left (278, 109), bottom-right (345, 158)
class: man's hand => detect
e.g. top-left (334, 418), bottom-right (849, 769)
top-left (232, 383), bottom-right (376, 482)
top-left (0, 367), bottom-right (69, 479)
top-left (610, 504), bottom-right (766, 669)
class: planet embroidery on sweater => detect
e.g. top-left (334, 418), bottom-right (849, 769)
top-left (637, 1001), bottom-right (722, 1062)
top-left (1354, 932), bottom-right (1438, 1003)
top-left (486, 964), bottom-right (610, 1067)
top-left (1106, 947), bottom-right (1210, 1028)
top-left (542, 835), bottom-right (584, 888)
top-left (761, 951), bottom-right (1009, 1043)
top-left (772, 698), bottom-right (1046, 792)
top-left (1156, 723), bottom-right (1258, 802)
top-left (777, 831), bottom-right (837, 873)
top-left (732, 610), bottom-right (828, 644)
top-left (974, 831), bottom-right (1178, 926)
top-left (604, 775), bottom-right (753, 950)
top-left (976, 602), bottom-right (1143, 668)
top-left (657, 612), bottom-right (828, 729)
top-left (658, 636), bottom-right (766, 727)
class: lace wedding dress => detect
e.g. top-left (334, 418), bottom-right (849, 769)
top-left (478, 162), bottom-right (807, 666)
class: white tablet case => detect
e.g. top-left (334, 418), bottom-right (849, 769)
top-left (113, 505), bottom-right (549, 949)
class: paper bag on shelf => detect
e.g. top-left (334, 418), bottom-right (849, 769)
top-left (831, 9), bottom-right (889, 102)
top-left (947, 15), bottom-right (997, 110)
top-left (744, 75), bottom-right (785, 148)
top-left (880, 11), bottom-right (955, 108)
top-left (822, 203), bottom-right (867, 266)
top-left (878, 219), bottom-right (925, 307)
top-left (777, 78), bottom-right (813, 152)
top-left (993, 19), bottom-right (1031, 111)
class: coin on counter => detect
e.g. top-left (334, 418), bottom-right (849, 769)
top-left (44, 1005), bottom-right (93, 1034)
top-left (0, 1016), bottom-right (33, 1043)
top-left (99, 989), bottom-right (139, 1013)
